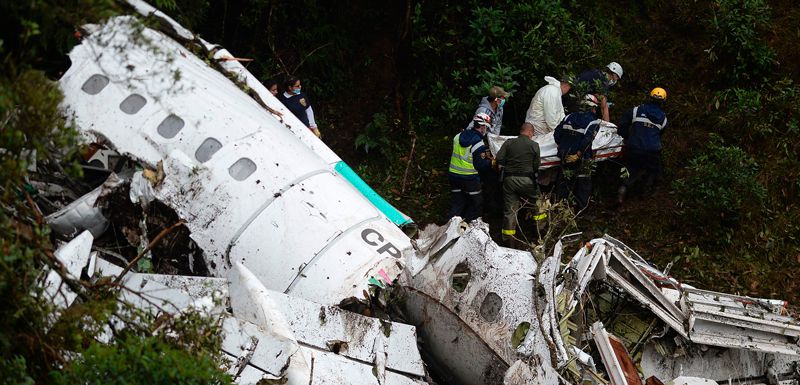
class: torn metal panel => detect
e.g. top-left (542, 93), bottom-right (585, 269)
top-left (228, 262), bottom-right (426, 378)
top-left (407, 215), bottom-right (465, 275)
top-left (592, 321), bottom-right (642, 385)
top-left (94, 258), bottom-right (225, 315)
top-left (535, 248), bottom-right (569, 367)
top-left (665, 377), bottom-right (718, 385)
top-left (681, 288), bottom-right (800, 355)
top-left (559, 239), bottom-right (609, 314)
top-left (405, 219), bottom-right (558, 385)
top-left (91, 258), bottom-right (428, 384)
top-left (608, 248), bottom-right (683, 320)
top-left (220, 316), bottom-right (297, 383)
top-left (304, 349), bottom-right (427, 385)
top-left (43, 230), bottom-right (95, 311)
top-left (605, 268), bottom-right (687, 338)
top-left (59, 17), bottom-right (412, 305)
top-left (560, 236), bottom-right (800, 385)
top-left (46, 174), bottom-right (124, 237)
top-left (639, 342), bottom-right (793, 384)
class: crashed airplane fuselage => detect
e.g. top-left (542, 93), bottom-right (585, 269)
top-left (52, 2), bottom-right (800, 385)
top-left (60, 15), bottom-right (410, 306)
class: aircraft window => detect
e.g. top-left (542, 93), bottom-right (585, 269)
top-left (81, 74), bottom-right (109, 95)
top-left (157, 114), bottom-right (184, 139)
top-left (451, 262), bottom-right (471, 293)
top-left (195, 138), bottom-right (222, 163)
top-left (479, 292), bottom-right (502, 322)
top-left (511, 322), bottom-right (531, 349)
top-left (119, 94), bottom-right (147, 114)
top-left (229, 158), bottom-right (257, 181)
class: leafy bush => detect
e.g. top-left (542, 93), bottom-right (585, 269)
top-left (355, 112), bottom-right (397, 157)
top-left (410, 0), bottom-right (610, 134)
top-left (0, 2), bottom-right (232, 382)
top-left (708, 0), bottom-right (775, 83)
top-left (51, 336), bottom-right (231, 385)
top-left (673, 134), bottom-right (766, 235)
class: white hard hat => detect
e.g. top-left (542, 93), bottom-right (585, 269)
top-left (473, 112), bottom-right (492, 127)
top-left (607, 61), bottom-right (623, 79)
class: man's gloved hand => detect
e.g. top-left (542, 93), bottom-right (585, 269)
top-left (565, 153), bottom-right (580, 163)
top-left (311, 127), bottom-right (322, 138)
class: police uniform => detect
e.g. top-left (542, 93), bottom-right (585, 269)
top-left (495, 135), bottom-right (541, 241)
top-left (554, 111), bottom-right (602, 209)
top-left (617, 101), bottom-right (668, 195)
top-left (448, 129), bottom-right (490, 221)
top-left (278, 91), bottom-right (314, 127)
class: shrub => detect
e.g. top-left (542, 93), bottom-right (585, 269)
top-left (708, 0), bottom-right (775, 83)
top-left (51, 336), bottom-right (231, 385)
top-left (355, 112), bottom-right (398, 158)
top-left (673, 134), bottom-right (766, 236)
top-left (409, 0), bottom-right (609, 134)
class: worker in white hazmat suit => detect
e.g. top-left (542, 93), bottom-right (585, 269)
top-left (525, 76), bottom-right (572, 137)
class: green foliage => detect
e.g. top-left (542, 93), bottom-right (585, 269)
top-left (0, 1), bottom-right (230, 382)
top-left (708, 0), bottom-right (775, 83)
top-left (0, 356), bottom-right (34, 385)
top-left (51, 335), bottom-right (231, 385)
top-left (673, 134), bottom-right (766, 236)
top-left (0, 0), bottom-right (117, 75)
top-left (355, 112), bottom-right (396, 157)
top-left (410, 0), bottom-right (611, 133)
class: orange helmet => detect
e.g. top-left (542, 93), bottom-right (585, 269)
top-left (650, 87), bottom-right (668, 101)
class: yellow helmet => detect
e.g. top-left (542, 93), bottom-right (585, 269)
top-left (650, 87), bottom-right (667, 101)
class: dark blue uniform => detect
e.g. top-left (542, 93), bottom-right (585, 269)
top-left (617, 102), bottom-right (668, 195)
top-left (576, 68), bottom-right (610, 94)
top-left (554, 112), bottom-right (602, 160)
top-left (447, 128), bottom-right (491, 221)
top-left (554, 112), bottom-right (602, 209)
top-left (278, 92), bottom-right (312, 127)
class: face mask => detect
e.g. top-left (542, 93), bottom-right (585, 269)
top-left (499, 99), bottom-right (506, 108)
top-left (607, 79), bottom-right (617, 87)
top-left (292, 88), bottom-right (301, 95)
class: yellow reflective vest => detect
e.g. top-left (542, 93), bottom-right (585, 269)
top-left (448, 133), bottom-right (481, 175)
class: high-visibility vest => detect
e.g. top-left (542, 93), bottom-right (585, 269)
top-left (449, 133), bottom-right (481, 175)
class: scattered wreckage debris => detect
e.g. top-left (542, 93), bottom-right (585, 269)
top-left (404, 218), bottom-right (800, 385)
top-left (403, 219), bottom-right (560, 385)
top-left (46, 233), bottom-right (431, 384)
top-left (30, 1), bottom-right (800, 384)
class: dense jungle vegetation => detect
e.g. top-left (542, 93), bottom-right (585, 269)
top-left (2, 0), bottom-right (800, 382)
top-left (173, 0), bottom-right (800, 301)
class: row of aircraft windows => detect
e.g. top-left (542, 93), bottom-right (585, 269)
top-left (81, 74), bottom-right (256, 181)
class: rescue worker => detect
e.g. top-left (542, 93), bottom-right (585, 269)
top-left (575, 62), bottom-right (623, 121)
top-left (554, 94), bottom-right (603, 210)
top-left (495, 122), bottom-right (541, 245)
top-left (616, 87), bottom-right (669, 203)
top-left (525, 76), bottom-right (571, 187)
top-left (525, 76), bottom-right (572, 137)
top-left (448, 113), bottom-right (493, 222)
top-left (465, 86), bottom-right (510, 135)
top-left (277, 76), bottom-right (321, 138)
